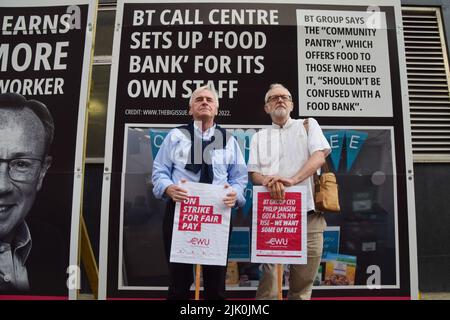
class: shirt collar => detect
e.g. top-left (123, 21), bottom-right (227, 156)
top-left (193, 121), bottom-right (216, 140)
top-left (271, 117), bottom-right (293, 129)
top-left (13, 221), bottom-right (32, 264)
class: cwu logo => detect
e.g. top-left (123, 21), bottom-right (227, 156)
top-left (265, 238), bottom-right (288, 246)
top-left (187, 237), bottom-right (210, 247)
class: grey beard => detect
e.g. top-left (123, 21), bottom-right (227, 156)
top-left (271, 108), bottom-right (289, 118)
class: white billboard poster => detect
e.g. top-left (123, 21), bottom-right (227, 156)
top-left (297, 9), bottom-right (393, 117)
top-left (170, 182), bottom-right (232, 266)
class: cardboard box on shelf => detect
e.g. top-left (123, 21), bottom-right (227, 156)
top-left (226, 261), bottom-right (240, 286)
top-left (324, 253), bottom-right (357, 286)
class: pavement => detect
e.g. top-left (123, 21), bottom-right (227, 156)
top-left (421, 292), bottom-right (450, 300)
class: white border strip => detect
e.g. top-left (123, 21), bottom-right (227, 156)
top-left (117, 125), bottom-right (131, 289)
top-left (1, 0), bottom-right (96, 6)
top-left (115, 0), bottom-right (400, 6)
top-left (98, 0), bottom-right (125, 300)
top-left (394, 4), bottom-right (419, 301)
top-left (68, 0), bottom-right (97, 300)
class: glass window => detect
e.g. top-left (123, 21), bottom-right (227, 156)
top-left (86, 65), bottom-right (110, 159)
top-left (94, 9), bottom-right (115, 56)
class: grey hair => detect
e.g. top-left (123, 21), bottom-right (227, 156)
top-left (264, 83), bottom-right (292, 103)
top-left (189, 84), bottom-right (219, 108)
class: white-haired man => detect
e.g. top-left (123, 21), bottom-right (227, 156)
top-left (248, 83), bottom-right (330, 300)
top-left (152, 85), bottom-right (247, 300)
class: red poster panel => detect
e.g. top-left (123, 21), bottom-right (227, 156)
top-left (252, 190), bottom-right (306, 263)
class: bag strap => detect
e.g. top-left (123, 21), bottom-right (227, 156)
top-left (304, 119), bottom-right (319, 184)
top-left (303, 118), bottom-right (330, 178)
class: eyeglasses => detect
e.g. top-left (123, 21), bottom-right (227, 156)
top-left (0, 158), bottom-right (43, 183)
top-left (267, 94), bottom-right (292, 103)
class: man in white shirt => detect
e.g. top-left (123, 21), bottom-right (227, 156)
top-left (0, 93), bottom-right (54, 292)
top-left (248, 83), bottom-right (331, 300)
